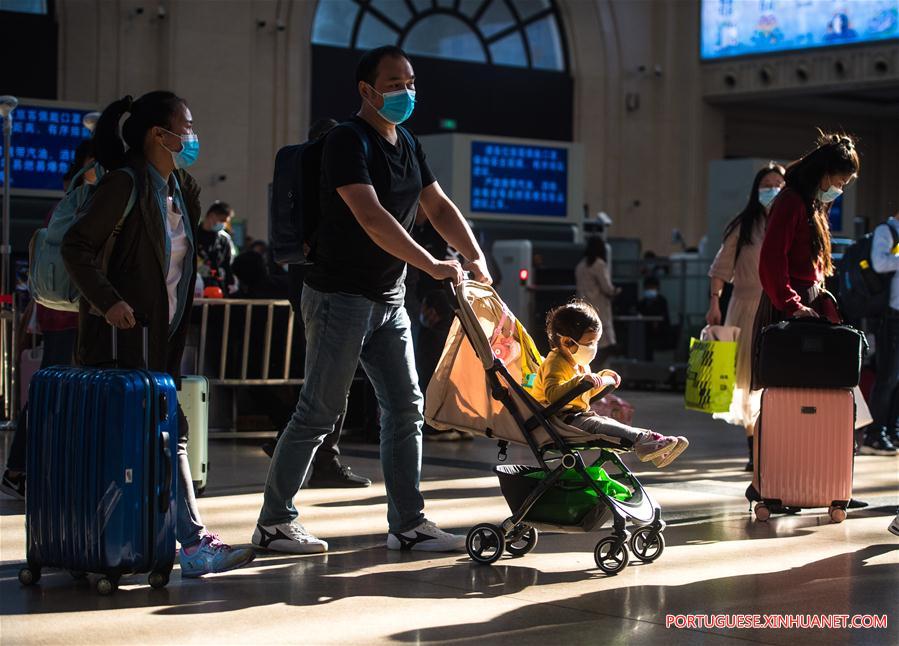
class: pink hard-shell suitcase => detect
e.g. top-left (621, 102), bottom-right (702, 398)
top-left (751, 388), bottom-right (854, 523)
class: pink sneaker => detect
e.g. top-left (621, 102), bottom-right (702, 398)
top-left (634, 432), bottom-right (677, 462)
top-left (652, 436), bottom-right (689, 468)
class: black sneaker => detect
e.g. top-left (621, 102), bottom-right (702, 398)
top-left (887, 427), bottom-right (899, 447)
top-left (306, 464), bottom-right (371, 488)
top-left (859, 430), bottom-right (898, 456)
top-left (0, 470), bottom-right (25, 500)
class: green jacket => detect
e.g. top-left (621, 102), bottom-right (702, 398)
top-left (61, 154), bottom-right (201, 379)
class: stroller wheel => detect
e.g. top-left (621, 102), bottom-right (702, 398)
top-left (594, 537), bottom-right (629, 575)
top-left (506, 527), bottom-right (538, 557)
top-left (629, 527), bottom-right (665, 563)
top-left (466, 524), bottom-right (505, 565)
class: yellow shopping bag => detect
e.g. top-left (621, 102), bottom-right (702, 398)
top-left (684, 333), bottom-right (737, 414)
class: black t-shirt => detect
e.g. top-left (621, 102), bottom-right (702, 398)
top-left (305, 117), bottom-right (436, 305)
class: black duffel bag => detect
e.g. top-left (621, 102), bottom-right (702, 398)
top-left (754, 319), bottom-right (867, 388)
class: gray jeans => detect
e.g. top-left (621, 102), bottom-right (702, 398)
top-left (562, 412), bottom-right (647, 448)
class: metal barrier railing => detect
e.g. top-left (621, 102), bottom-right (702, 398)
top-left (192, 298), bottom-right (303, 386)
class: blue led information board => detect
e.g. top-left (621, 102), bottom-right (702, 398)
top-left (0, 104), bottom-right (93, 192)
top-left (701, 0), bottom-right (898, 60)
top-left (470, 141), bottom-right (567, 217)
top-left (0, 0), bottom-right (48, 14)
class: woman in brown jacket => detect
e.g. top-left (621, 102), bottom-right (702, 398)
top-left (61, 92), bottom-right (254, 577)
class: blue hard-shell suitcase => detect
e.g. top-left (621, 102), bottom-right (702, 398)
top-left (19, 351), bottom-right (179, 594)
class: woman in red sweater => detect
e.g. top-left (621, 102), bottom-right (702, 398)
top-left (753, 133), bottom-right (860, 362)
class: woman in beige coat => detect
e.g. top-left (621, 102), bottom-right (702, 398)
top-left (706, 162), bottom-right (785, 471)
top-left (575, 237), bottom-right (620, 366)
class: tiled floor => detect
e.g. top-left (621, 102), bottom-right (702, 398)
top-left (1, 391), bottom-right (897, 645)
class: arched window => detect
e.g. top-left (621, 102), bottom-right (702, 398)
top-left (312, 0), bottom-right (569, 72)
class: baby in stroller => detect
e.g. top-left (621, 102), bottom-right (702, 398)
top-left (534, 300), bottom-right (689, 468)
top-left (426, 281), bottom-right (682, 573)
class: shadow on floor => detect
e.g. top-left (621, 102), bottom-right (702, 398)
top-left (387, 544), bottom-right (899, 645)
top-left (4, 529), bottom-right (896, 640)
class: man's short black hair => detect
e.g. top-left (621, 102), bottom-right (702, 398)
top-left (207, 200), bottom-right (233, 217)
top-left (355, 46), bottom-right (410, 87)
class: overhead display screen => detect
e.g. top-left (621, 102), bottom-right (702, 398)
top-left (470, 141), bottom-right (568, 217)
top-left (701, 0), bottom-right (899, 60)
top-left (0, 104), bottom-right (93, 192)
top-left (0, 0), bottom-right (48, 14)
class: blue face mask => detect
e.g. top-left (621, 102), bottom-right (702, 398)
top-left (644, 289), bottom-right (658, 299)
top-left (368, 85), bottom-right (416, 125)
top-left (817, 185), bottom-right (843, 203)
top-left (211, 222), bottom-right (225, 233)
top-left (757, 186), bottom-right (781, 208)
top-left (162, 129), bottom-right (200, 169)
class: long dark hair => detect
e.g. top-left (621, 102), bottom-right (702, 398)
top-left (722, 162), bottom-right (785, 263)
top-left (784, 131), bottom-right (860, 276)
top-left (93, 91), bottom-right (187, 170)
top-left (584, 237), bottom-right (607, 267)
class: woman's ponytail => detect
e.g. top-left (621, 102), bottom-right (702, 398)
top-left (92, 95), bottom-right (132, 170)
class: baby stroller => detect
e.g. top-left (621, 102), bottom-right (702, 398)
top-left (425, 281), bottom-right (664, 574)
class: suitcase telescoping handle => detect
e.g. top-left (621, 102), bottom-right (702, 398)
top-left (110, 314), bottom-right (150, 368)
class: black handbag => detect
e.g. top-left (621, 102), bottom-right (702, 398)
top-left (754, 319), bottom-right (867, 388)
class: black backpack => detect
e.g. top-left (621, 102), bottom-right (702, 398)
top-left (837, 222), bottom-right (899, 321)
top-left (268, 121), bottom-right (413, 264)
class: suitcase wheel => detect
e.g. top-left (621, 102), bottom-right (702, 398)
top-left (829, 506), bottom-right (847, 524)
top-left (148, 571), bottom-right (170, 589)
top-left (754, 503), bottom-right (770, 522)
top-left (18, 566), bottom-right (40, 586)
top-left (96, 576), bottom-right (118, 596)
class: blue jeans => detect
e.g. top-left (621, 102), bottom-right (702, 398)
top-left (259, 287), bottom-right (425, 533)
top-left (176, 405), bottom-right (206, 546)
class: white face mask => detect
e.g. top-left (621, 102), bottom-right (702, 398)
top-left (817, 185), bottom-right (843, 203)
top-left (569, 339), bottom-right (598, 367)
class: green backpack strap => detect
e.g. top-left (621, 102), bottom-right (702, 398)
top-left (101, 168), bottom-right (139, 270)
top-left (116, 167), bottom-right (138, 229)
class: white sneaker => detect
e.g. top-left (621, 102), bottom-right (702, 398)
top-left (634, 432), bottom-right (678, 463)
top-left (386, 520), bottom-right (465, 552)
top-left (252, 521), bottom-right (328, 554)
top-left (653, 436), bottom-right (690, 468)
top-left (889, 512), bottom-right (899, 537)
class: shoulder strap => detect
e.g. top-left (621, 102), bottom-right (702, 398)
top-left (100, 168), bottom-right (139, 271)
top-left (113, 167), bottom-right (138, 231)
top-left (887, 221), bottom-right (899, 247)
top-left (341, 121), bottom-right (372, 164)
top-left (396, 125), bottom-right (415, 151)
